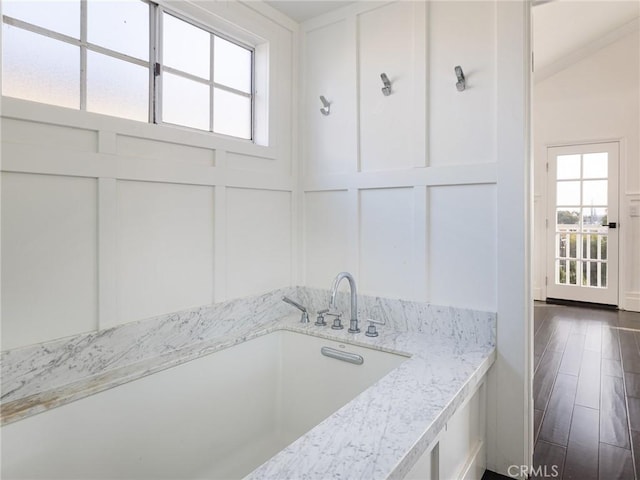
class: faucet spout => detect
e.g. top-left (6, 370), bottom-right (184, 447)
top-left (329, 272), bottom-right (360, 333)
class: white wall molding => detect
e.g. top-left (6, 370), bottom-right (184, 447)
top-left (2, 143), bottom-right (294, 191)
top-left (304, 163), bottom-right (497, 191)
top-left (1, 98), bottom-right (278, 159)
top-left (489, 1), bottom-right (532, 477)
top-left (97, 178), bottom-right (118, 330)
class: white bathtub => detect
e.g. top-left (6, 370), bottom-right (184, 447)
top-left (1, 330), bottom-right (407, 480)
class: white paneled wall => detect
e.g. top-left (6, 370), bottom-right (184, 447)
top-left (429, 185), bottom-right (497, 312)
top-left (359, 188), bottom-right (416, 298)
top-left (0, 0), bottom-right (297, 349)
top-left (429, 1), bottom-right (496, 166)
top-left (301, 1), bottom-right (497, 307)
top-left (358, 2), bottom-right (426, 171)
top-left (1, 173), bottom-right (98, 349)
top-left (304, 190), bottom-right (350, 288)
top-left (225, 188), bottom-right (292, 299)
top-left (116, 181), bottom-right (215, 325)
top-left (303, 19), bottom-right (356, 176)
top-left (300, 1), bottom-right (530, 476)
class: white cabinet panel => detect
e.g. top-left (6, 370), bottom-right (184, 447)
top-left (303, 20), bottom-right (356, 175)
top-left (226, 188), bottom-right (291, 298)
top-left (429, 185), bottom-right (497, 311)
top-left (1, 173), bottom-right (98, 349)
top-left (360, 187), bottom-right (415, 297)
top-left (116, 180), bottom-right (214, 324)
top-left (358, 2), bottom-right (425, 171)
top-left (304, 190), bottom-right (350, 288)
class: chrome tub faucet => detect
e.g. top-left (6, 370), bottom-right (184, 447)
top-left (329, 272), bottom-right (360, 333)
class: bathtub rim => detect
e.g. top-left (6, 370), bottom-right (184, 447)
top-left (0, 320), bottom-right (412, 426)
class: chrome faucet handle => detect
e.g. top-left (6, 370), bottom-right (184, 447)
top-left (316, 309), bottom-right (329, 326)
top-left (326, 311), bottom-right (343, 330)
top-left (365, 317), bottom-right (385, 337)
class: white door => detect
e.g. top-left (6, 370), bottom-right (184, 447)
top-left (546, 142), bottom-right (619, 305)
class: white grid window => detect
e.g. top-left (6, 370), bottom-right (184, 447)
top-left (1, 0), bottom-right (254, 140)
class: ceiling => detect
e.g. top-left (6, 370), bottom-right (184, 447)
top-left (264, 0), bottom-right (639, 75)
top-left (264, 0), bottom-right (355, 23)
top-left (533, 0), bottom-right (639, 72)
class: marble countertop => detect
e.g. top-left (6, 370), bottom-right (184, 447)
top-left (1, 290), bottom-right (495, 479)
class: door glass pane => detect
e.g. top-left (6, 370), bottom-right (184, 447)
top-left (557, 181), bottom-right (580, 206)
top-left (162, 73), bottom-right (210, 131)
top-left (87, 52), bottom-right (148, 122)
top-left (568, 234), bottom-right (577, 258)
top-left (557, 259), bottom-right (567, 284)
top-left (557, 208), bottom-right (580, 226)
top-left (569, 260), bottom-right (577, 285)
top-left (2, 24), bottom-right (79, 109)
top-left (601, 263), bottom-right (607, 288)
top-left (213, 88), bottom-right (251, 139)
top-left (583, 180), bottom-right (607, 206)
top-left (582, 234), bottom-right (605, 261)
top-left (163, 13), bottom-right (210, 80)
top-left (214, 36), bottom-right (252, 93)
top-left (582, 207), bottom-right (607, 227)
top-left (558, 233), bottom-right (568, 257)
top-left (88, 0), bottom-right (149, 60)
top-left (557, 155), bottom-right (581, 179)
top-left (583, 153), bottom-right (608, 179)
top-left (3, 0), bottom-right (80, 38)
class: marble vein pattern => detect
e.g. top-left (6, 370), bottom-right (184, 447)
top-left (1, 287), bottom-right (297, 410)
top-left (296, 287), bottom-right (496, 351)
top-left (1, 286), bottom-right (496, 479)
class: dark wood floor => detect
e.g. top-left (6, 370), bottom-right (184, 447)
top-left (533, 302), bottom-right (640, 480)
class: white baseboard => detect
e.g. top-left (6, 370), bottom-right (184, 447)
top-left (533, 287), bottom-right (543, 301)
top-left (623, 292), bottom-right (640, 312)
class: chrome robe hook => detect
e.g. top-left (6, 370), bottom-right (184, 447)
top-left (380, 73), bottom-right (392, 96)
top-left (454, 66), bottom-right (466, 92)
top-left (319, 96), bottom-right (330, 116)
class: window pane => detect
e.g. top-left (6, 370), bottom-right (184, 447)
top-left (87, 52), bottom-right (148, 122)
top-left (3, 0), bottom-right (80, 38)
top-left (557, 208), bottom-right (580, 226)
top-left (163, 73), bottom-right (210, 131)
top-left (557, 181), bottom-right (580, 206)
top-left (569, 260), bottom-right (577, 285)
top-left (162, 13), bottom-right (210, 79)
top-left (213, 88), bottom-right (251, 139)
top-left (582, 207), bottom-right (607, 228)
top-left (88, 0), bottom-right (149, 60)
top-left (557, 155), bottom-right (580, 179)
top-left (583, 180), bottom-right (607, 206)
top-left (583, 152), bottom-right (608, 179)
top-left (214, 36), bottom-right (251, 93)
top-left (2, 24), bottom-right (79, 109)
